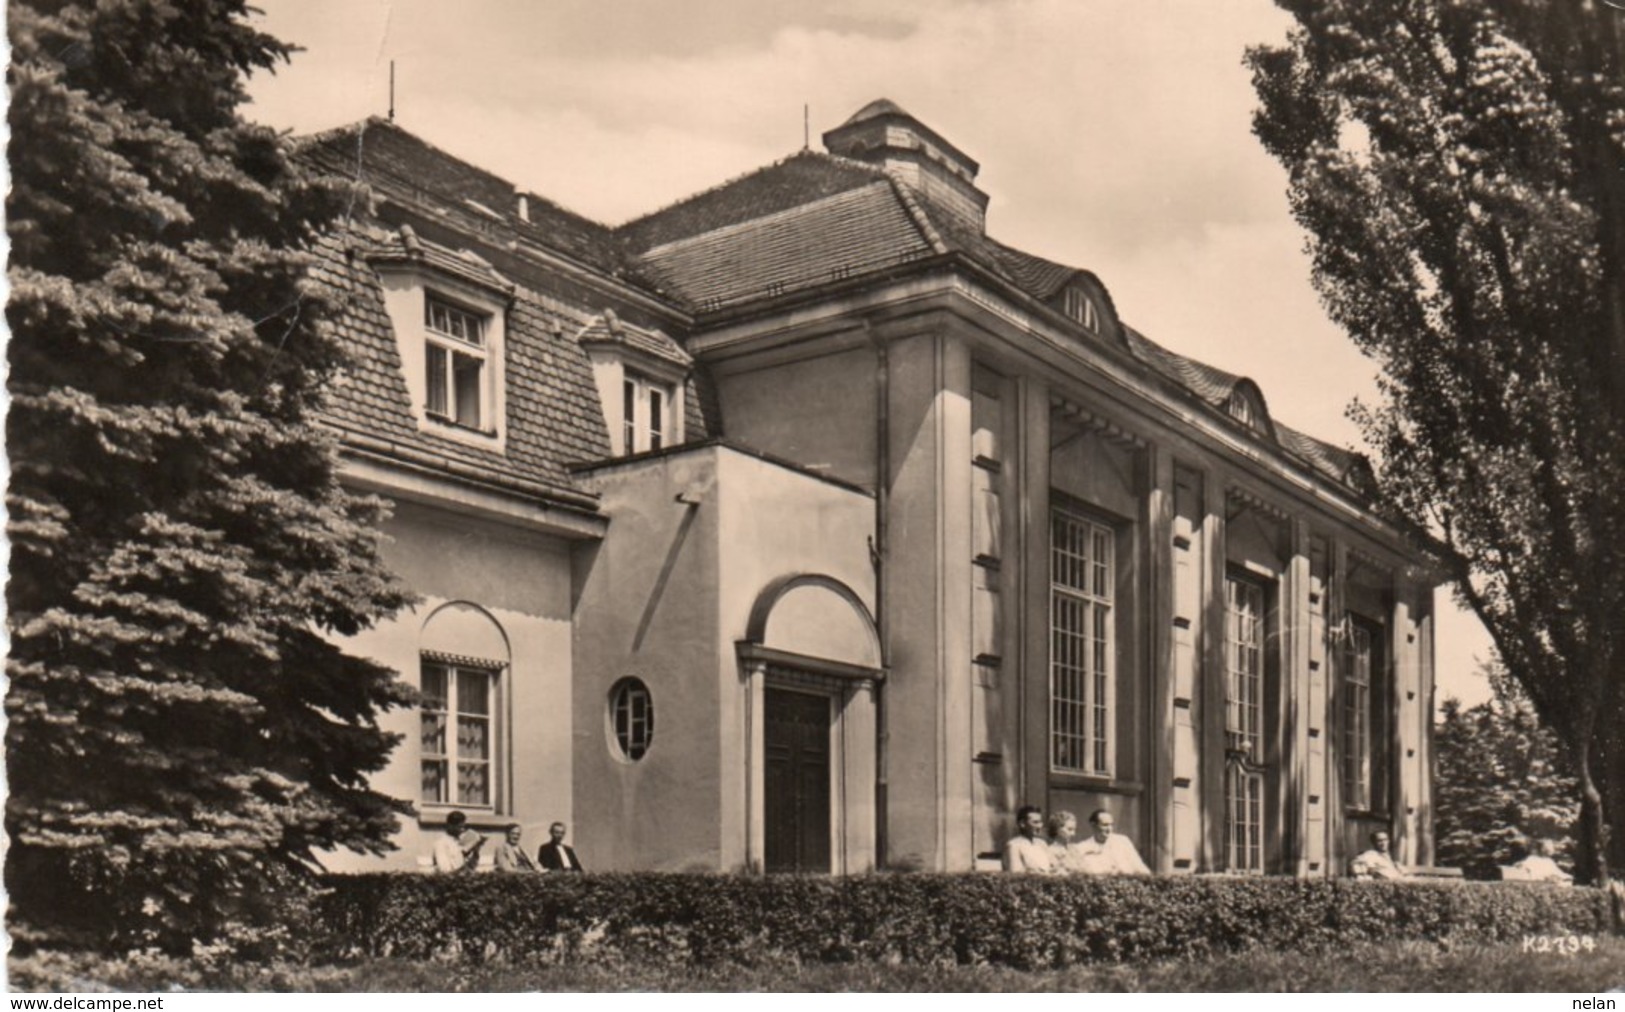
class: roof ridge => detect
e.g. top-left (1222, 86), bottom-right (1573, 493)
top-left (880, 167), bottom-right (950, 255)
top-left (289, 115), bottom-right (385, 152)
top-left (296, 118), bottom-right (613, 234)
top-left (614, 149), bottom-right (885, 232)
top-left (637, 178), bottom-right (898, 256)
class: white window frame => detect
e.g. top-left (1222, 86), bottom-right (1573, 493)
top-left (424, 294), bottom-right (490, 431)
top-left (1343, 615), bottom-right (1383, 813)
top-left (1226, 762), bottom-right (1265, 874)
top-left (420, 656), bottom-right (502, 811)
top-left (1224, 575), bottom-right (1268, 874)
top-left (621, 372), bottom-right (674, 456)
top-left (374, 267), bottom-right (509, 452)
top-left (1049, 504), bottom-right (1114, 777)
top-left (1063, 286), bottom-right (1100, 332)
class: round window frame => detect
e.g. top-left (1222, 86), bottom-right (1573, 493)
top-left (607, 677), bottom-right (655, 763)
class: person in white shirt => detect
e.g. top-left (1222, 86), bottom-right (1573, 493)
top-left (1003, 805), bottom-right (1056, 874)
top-left (1349, 830), bottom-right (1406, 880)
top-left (1511, 838), bottom-right (1572, 884)
top-left (430, 809), bottom-right (484, 873)
top-left (1073, 809), bottom-right (1151, 876)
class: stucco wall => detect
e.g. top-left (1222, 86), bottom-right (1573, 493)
top-left (323, 498), bottom-right (575, 872)
top-left (572, 446), bottom-right (876, 872)
top-left (715, 449), bottom-right (878, 871)
top-left (884, 332), bottom-right (975, 870)
top-left (571, 451), bottom-right (724, 872)
top-left (716, 347), bottom-right (877, 489)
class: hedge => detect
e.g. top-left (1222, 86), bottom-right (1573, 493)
top-left (308, 872), bottom-right (1615, 970)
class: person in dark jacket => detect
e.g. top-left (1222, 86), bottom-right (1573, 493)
top-left (537, 820), bottom-right (583, 872)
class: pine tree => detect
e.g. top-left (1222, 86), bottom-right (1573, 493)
top-left (1248, 0), bottom-right (1625, 885)
top-left (1434, 666), bottom-right (1578, 879)
top-left (6, 0), bottom-right (414, 948)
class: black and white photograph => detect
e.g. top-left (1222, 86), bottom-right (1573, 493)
top-left (5, 0), bottom-right (1625, 996)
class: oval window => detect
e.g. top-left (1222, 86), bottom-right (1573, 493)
top-left (609, 678), bottom-right (654, 761)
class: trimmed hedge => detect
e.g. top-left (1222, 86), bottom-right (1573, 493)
top-left (310, 872), bottom-right (1614, 969)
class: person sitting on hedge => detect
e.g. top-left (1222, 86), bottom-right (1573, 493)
top-left (538, 821), bottom-right (584, 872)
top-left (492, 823), bottom-right (540, 873)
top-left (1072, 809), bottom-right (1151, 876)
top-left (1511, 838), bottom-right (1572, 884)
top-left (1046, 810), bottom-right (1086, 872)
top-left (1349, 830), bottom-right (1406, 880)
top-left (431, 810), bottom-right (485, 873)
top-left (1003, 805), bottom-right (1057, 874)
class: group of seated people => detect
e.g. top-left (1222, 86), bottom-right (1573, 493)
top-left (1009, 813), bottom-right (1576, 884)
top-left (429, 810), bottom-right (586, 873)
top-left (1002, 805), bottom-right (1152, 875)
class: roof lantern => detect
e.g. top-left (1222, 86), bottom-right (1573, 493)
top-left (822, 98), bottom-right (989, 233)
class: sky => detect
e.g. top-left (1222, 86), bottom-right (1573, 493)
top-left (242, 0), bottom-right (1500, 708)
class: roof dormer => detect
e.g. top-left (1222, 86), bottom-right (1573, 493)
top-left (576, 309), bottom-right (692, 457)
top-left (1224, 380), bottom-right (1276, 441)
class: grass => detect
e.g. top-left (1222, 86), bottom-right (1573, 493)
top-left (12, 936), bottom-right (1625, 992)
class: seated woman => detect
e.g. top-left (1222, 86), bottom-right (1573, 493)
top-left (1047, 810), bottom-right (1086, 873)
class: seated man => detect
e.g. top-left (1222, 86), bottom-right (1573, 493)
top-left (1349, 830), bottom-right (1406, 880)
top-left (537, 821), bottom-right (584, 872)
top-left (1002, 804), bottom-right (1056, 874)
top-left (430, 810), bottom-right (484, 873)
top-left (492, 823), bottom-right (539, 872)
top-left (1511, 838), bottom-right (1572, 884)
top-left (1072, 809), bottom-right (1151, 875)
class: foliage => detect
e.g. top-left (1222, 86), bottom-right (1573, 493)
top-left (5, 0), bottom-right (414, 950)
top-left (306, 872), bottom-right (1613, 970)
top-left (1247, 0), bottom-right (1625, 884)
top-left (15, 936), bottom-right (1625, 993)
top-left (1435, 664), bottom-right (1578, 879)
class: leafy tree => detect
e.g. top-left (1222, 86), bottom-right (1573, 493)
top-left (1248, 0), bottom-right (1625, 884)
top-left (1434, 665), bottom-right (1577, 879)
top-left (6, 0), bottom-right (414, 948)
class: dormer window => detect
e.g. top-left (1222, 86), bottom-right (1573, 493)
top-left (1228, 392), bottom-right (1257, 428)
top-left (622, 374), bottom-right (672, 454)
top-left (1225, 383), bottom-right (1273, 439)
top-left (577, 309), bottom-right (692, 459)
top-left (1063, 286), bottom-right (1099, 332)
top-left (368, 225), bottom-right (512, 453)
top-left (424, 295), bottom-right (490, 430)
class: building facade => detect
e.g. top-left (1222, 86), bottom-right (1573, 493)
top-left (301, 99), bottom-right (1441, 878)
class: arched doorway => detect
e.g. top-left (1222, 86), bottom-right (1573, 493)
top-left (740, 574), bottom-right (883, 874)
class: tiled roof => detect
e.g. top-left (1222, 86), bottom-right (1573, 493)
top-left (618, 151), bottom-right (887, 253)
top-left (635, 181), bottom-right (936, 309)
top-left (1123, 325), bottom-right (1369, 485)
top-left (1277, 423), bottom-right (1373, 490)
top-left (979, 241), bottom-right (1078, 300)
top-left (607, 131), bottom-right (1368, 493)
top-left (364, 224), bottom-right (516, 296)
top-left (1123, 326), bottom-right (1245, 406)
top-left (299, 118), bottom-right (628, 276)
top-left (310, 222), bottom-right (615, 501)
top-left (298, 116), bottom-right (1367, 498)
top-left (575, 309), bottom-right (692, 368)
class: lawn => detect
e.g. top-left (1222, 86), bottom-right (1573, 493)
top-left (13, 936), bottom-right (1625, 992)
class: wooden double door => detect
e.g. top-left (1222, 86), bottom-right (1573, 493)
top-left (763, 687), bottom-right (831, 873)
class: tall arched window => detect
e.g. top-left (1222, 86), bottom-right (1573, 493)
top-left (420, 603), bottom-right (510, 810)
